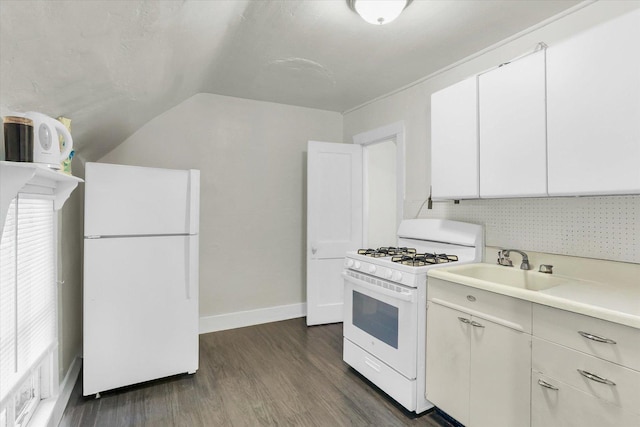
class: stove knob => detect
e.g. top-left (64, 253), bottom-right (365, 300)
top-left (346, 259), bottom-right (354, 268)
top-left (392, 271), bottom-right (403, 282)
top-left (368, 265), bottom-right (377, 274)
top-left (354, 261), bottom-right (361, 269)
top-left (385, 269), bottom-right (393, 279)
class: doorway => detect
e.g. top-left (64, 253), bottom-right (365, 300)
top-left (353, 122), bottom-right (405, 248)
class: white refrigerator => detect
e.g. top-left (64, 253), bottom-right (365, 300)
top-left (83, 162), bottom-right (200, 396)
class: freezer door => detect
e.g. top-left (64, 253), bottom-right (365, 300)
top-left (84, 162), bottom-right (200, 237)
top-left (83, 235), bottom-right (199, 395)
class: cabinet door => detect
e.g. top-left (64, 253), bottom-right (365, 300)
top-left (431, 77), bottom-right (479, 199)
top-left (479, 50), bottom-right (547, 197)
top-left (469, 316), bottom-right (531, 427)
top-left (426, 302), bottom-right (470, 426)
top-left (547, 9), bottom-right (640, 196)
top-left (532, 372), bottom-right (640, 427)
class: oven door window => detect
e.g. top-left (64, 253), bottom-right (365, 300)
top-left (352, 290), bottom-right (399, 349)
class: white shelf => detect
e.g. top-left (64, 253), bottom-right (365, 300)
top-left (0, 161), bottom-right (83, 236)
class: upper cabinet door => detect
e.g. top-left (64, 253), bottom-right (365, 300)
top-left (547, 9), bottom-right (640, 196)
top-left (479, 50), bottom-right (547, 198)
top-left (431, 77), bottom-right (479, 199)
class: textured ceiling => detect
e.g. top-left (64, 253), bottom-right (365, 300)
top-left (0, 0), bottom-right (582, 160)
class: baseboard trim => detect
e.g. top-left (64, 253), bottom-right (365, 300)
top-left (199, 303), bottom-right (307, 334)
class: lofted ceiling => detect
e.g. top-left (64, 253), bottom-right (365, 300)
top-left (0, 0), bottom-right (582, 161)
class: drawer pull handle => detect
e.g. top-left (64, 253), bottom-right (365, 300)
top-left (577, 369), bottom-right (616, 386)
top-left (364, 357), bottom-right (381, 372)
top-left (578, 331), bottom-right (616, 344)
top-left (457, 317), bottom-right (484, 327)
top-left (538, 379), bottom-right (559, 391)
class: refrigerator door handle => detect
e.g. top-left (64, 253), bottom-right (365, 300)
top-left (185, 236), bottom-right (199, 300)
top-left (187, 170), bottom-right (200, 235)
top-left (185, 239), bottom-right (190, 300)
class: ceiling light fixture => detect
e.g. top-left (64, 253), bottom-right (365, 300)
top-left (348, 0), bottom-right (412, 26)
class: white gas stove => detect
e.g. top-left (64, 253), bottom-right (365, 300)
top-left (342, 219), bottom-right (484, 413)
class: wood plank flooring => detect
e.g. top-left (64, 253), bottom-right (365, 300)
top-left (60, 318), bottom-right (456, 426)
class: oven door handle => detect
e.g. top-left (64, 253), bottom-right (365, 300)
top-left (342, 272), bottom-right (415, 303)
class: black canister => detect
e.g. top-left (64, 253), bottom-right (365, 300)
top-left (3, 116), bottom-right (34, 162)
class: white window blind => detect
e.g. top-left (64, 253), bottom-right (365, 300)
top-left (0, 197), bottom-right (55, 405)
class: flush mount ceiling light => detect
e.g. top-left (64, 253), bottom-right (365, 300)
top-left (348, 0), bottom-right (412, 25)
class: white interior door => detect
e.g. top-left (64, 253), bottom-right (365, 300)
top-left (307, 141), bottom-right (362, 326)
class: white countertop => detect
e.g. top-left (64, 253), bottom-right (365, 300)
top-left (428, 264), bottom-right (640, 329)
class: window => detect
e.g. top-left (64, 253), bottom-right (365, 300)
top-left (0, 197), bottom-right (56, 427)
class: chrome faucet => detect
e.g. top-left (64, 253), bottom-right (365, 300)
top-left (498, 249), bottom-right (531, 270)
top-left (538, 264), bottom-right (553, 274)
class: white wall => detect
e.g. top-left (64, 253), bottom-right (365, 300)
top-left (100, 93), bottom-right (343, 325)
top-left (344, 1), bottom-right (640, 264)
top-left (58, 170), bottom-right (84, 380)
top-left (366, 140), bottom-right (397, 248)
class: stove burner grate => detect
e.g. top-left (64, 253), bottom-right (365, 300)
top-left (357, 247), bottom-right (417, 257)
top-left (377, 247), bottom-right (417, 256)
top-left (357, 249), bottom-right (387, 257)
top-left (391, 253), bottom-right (459, 266)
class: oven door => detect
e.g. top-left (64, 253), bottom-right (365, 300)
top-left (342, 271), bottom-right (418, 379)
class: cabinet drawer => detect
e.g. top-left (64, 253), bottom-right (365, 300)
top-left (428, 278), bottom-right (531, 332)
top-left (343, 338), bottom-right (415, 411)
top-left (533, 304), bottom-right (640, 370)
top-left (532, 371), bottom-right (640, 427)
top-left (533, 337), bottom-right (640, 412)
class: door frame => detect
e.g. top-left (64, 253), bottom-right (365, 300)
top-left (353, 121), bottom-right (406, 248)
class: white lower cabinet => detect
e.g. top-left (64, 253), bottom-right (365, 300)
top-left (426, 279), bottom-right (531, 427)
top-left (469, 316), bottom-right (531, 427)
top-left (426, 303), bottom-right (471, 425)
top-left (531, 304), bottom-right (640, 426)
top-left (532, 371), bottom-right (640, 427)
top-left (426, 278), bottom-right (640, 426)
top-left (533, 303), bottom-right (640, 371)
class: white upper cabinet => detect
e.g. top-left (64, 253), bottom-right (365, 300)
top-left (547, 9), bottom-right (640, 196)
top-left (431, 77), bottom-right (479, 199)
top-left (479, 50), bottom-right (548, 198)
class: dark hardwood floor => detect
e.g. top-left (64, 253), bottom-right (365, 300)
top-left (60, 318), bottom-right (455, 426)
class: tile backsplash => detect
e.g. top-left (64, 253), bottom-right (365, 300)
top-left (408, 195), bottom-right (639, 264)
